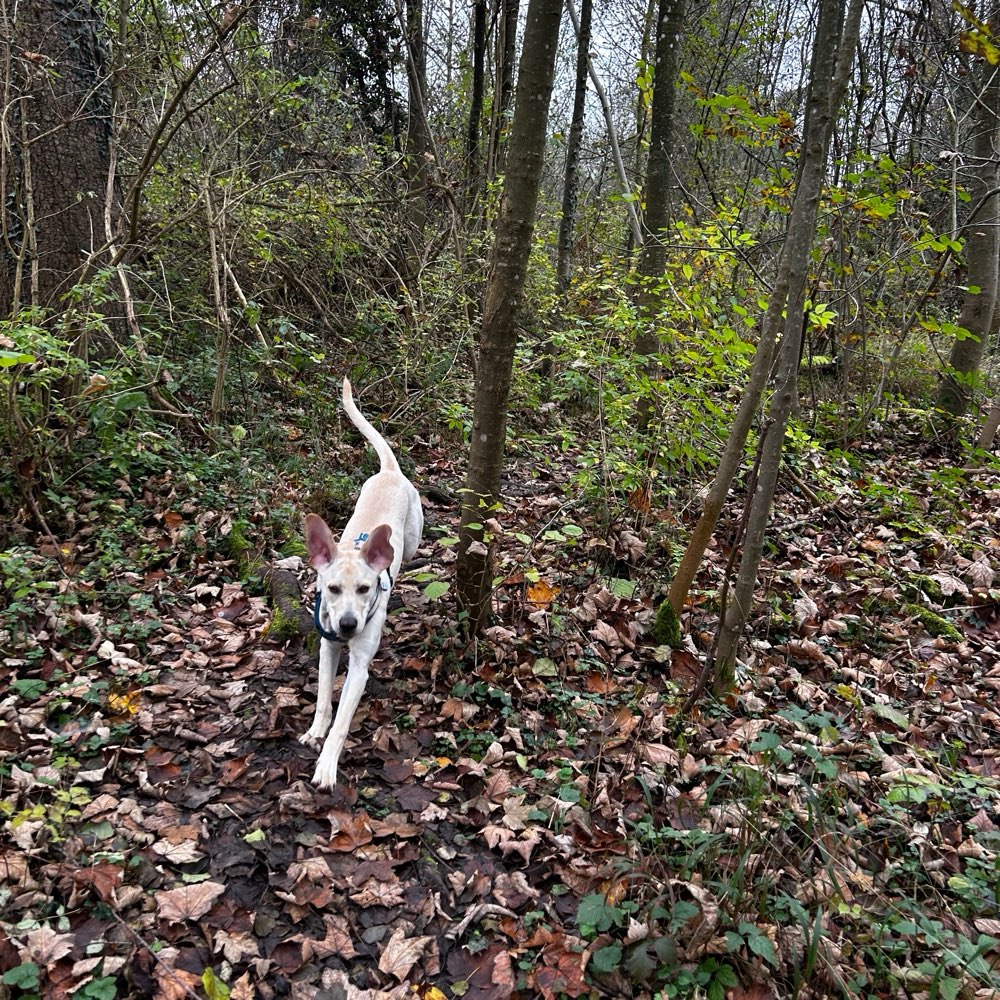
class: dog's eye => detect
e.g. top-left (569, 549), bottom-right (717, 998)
top-left (328, 585), bottom-right (342, 596)
top-left (357, 585), bottom-right (370, 595)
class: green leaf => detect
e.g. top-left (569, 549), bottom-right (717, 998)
top-left (202, 967), bottom-right (231, 1000)
top-left (3, 964), bottom-right (40, 989)
top-left (561, 523), bottom-right (584, 538)
top-left (77, 976), bottom-right (118, 1000)
top-left (531, 657), bottom-right (558, 677)
top-left (577, 893), bottom-right (619, 933)
top-left (423, 580), bottom-right (450, 600)
top-left (870, 702), bottom-right (909, 729)
top-left (244, 827), bottom-right (266, 843)
top-left (113, 390), bottom-right (148, 412)
top-left (12, 678), bottom-right (47, 700)
top-left (590, 944), bottom-right (622, 974)
top-left (0, 349), bottom-right (36, 367)
top-left (746, 931), bottom-right (777, 966)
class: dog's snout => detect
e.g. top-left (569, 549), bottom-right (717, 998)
top-left (338, 613), bottom-right (358, 635)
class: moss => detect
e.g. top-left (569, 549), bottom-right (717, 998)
top-left (903, 603), bottom-right (962, 642)
top-left (263, 603), bottom-right (303, 643)
top-left (651, 598), bottom-right (682, 650)
top-left (281, 538), bottom-right (308, 559)
top-left (223, 518), bottom-right (255, 574)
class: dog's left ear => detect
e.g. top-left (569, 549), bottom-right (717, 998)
top-left (360, 523), bottom-right (394, 574)
top-left (305, 513), bottom-right (337, 569)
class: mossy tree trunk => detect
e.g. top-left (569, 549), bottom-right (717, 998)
top-left (455, 0), bottom-right (562, 635)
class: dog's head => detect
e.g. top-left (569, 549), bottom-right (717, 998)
top-left (305, 513), bottom-right (394, 640)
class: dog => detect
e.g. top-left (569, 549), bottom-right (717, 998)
top-left (301, 378), bottom-right (423, 789)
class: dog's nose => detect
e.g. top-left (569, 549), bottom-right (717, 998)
top-left (338, 614), bottom-right (358, 636)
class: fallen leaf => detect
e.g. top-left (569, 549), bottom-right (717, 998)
top-left (155, 881), bottom-right (226, 922)
top-left (378, 928), bottom-right (433, 981)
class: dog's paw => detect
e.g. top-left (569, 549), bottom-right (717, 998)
top-left (299, 722), bottom-right (330, 746)
top-left (311, 758), bottom-right (339, 790)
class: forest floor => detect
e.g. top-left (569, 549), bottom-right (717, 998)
top-left (2, 402), bottom-right (1000, 1000)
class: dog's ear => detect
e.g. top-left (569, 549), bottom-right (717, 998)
top-left (305, 513), bottom-right (337, 569)
top-left (360, 523), bottom-right (394, 574)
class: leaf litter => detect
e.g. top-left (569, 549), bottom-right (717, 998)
top-left (0, 424), bottom-right (999, 998)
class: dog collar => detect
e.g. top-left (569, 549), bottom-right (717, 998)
top-left (312, 569), bottom-right (394, 643)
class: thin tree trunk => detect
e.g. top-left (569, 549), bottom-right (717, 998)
top-left (456, 0), bottom-right (562, 635)
top-left (565, 0), bottom-right (642, 246)
top-left (466, 0), bottom-right (487, 206)
top-left (402, 0), bottom-right (431, 275)
top-left (635, 0), bottom-right (687, 357)
top-left (939, 29), bottom-right (1000, 417)
top-left (712, 0), bottom-right (858, 684)
top-left (487, 0), bottom-right (520, 182)
top-left (667, 0), bottom-right (863, 624)
top-left (540, 0), bottom-right (591, 380)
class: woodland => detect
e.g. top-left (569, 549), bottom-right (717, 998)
top-left (2, 0), bottom-right (1000, 997)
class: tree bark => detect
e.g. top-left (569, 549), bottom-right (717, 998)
top-left (667, 0), bottom-right (863, 624)
top-left (712, 0), bottom-right (858, 684)
top-left (465, 0), bottom-right (487, 205)
top-left (456, 0), bottom-right (562, 634)
top-left (939, 32), bottom-right (1000, 417)
top-left (635, 0), bottom-right (687, 359)
top-left (555, 0), bottom-right (591, 297)
top-left (487, 0), bottom-right (520, 182)
top-left (540, 0), bottom-right (591, 380)
top-left (0, 0), bottom-right (116, 315)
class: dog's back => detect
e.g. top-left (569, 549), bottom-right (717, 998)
top-left (341, 379), bottom-right (422, 566)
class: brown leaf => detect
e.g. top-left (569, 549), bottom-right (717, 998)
top-left (21, 925), bottom-right (73, 965)
top-left (670, 649), bottom-right (702, 686)
top-left (155, 881), bottom-right (226, 922)
top-left (641, 743), bottom-right (679, 766)
top-left (378, 927), bottom-right (433, 981)
top-left (327, 809), bottom-right (374, 851)
top-left (303, 914), bottom-right (359, 960)
top-left (350, 876), bottom-right (405, 908)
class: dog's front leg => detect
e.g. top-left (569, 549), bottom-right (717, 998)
top-left (311, 631), bottom-right (377, 789)
top-left (300, 636), bottom-right (341, 745)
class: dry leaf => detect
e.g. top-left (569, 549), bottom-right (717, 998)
top-left (155, 881), bottom-right (226, 922)
top-left (378, 927), bottom-right (433, 981)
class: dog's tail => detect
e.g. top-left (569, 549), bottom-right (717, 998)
top-left (342, 378), bottom-right (401, 473)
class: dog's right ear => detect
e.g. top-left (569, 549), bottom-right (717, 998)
top-left (304, 513), bottom-right (337, 569)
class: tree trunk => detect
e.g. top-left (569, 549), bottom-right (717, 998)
top-left (465, 0), bottom-right (487, 205)
top-left (555, 0), bottom-right (591, 296)
top-left (667, 0), bottom-right (863, 623)
top-left (455, 0), bottom-right (562, 634)
top-left (540, 0), bottom-right (591, 380)
top-left (712, 0), bottom-right (857, 684)
top-left (939, 35), bottom-right (1000, 417)
top-left (0, 0), bottom-right (115, 315)
top-left (403, 0), bottom-right (432, 272)
top-left (487, 0), bottom-right (520, 182)
top-left (635, 0), bottom-right (687, 359)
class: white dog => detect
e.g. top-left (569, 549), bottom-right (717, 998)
top-left (302, 378), bottom-right (423, 788)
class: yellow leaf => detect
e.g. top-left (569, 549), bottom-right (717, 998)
top-left (526, 580), bottom-right (559, 607)
top-left (108, 689), bottom-right (141, 716)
